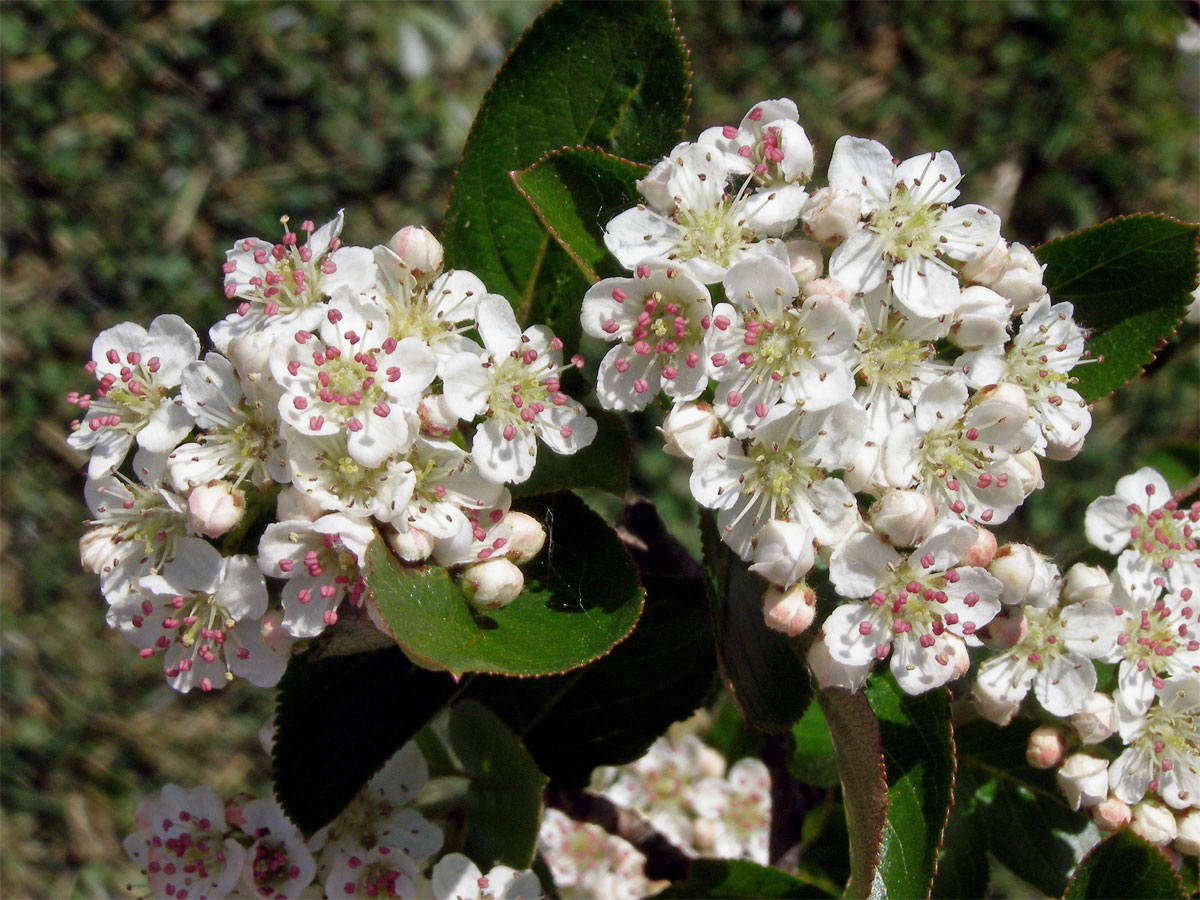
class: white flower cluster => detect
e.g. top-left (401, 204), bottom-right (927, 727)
top-left (69, 214), bottom-right (595, 693)
top-left (123, 741), bottom-right (545, 900)
top-left (967, 467), bottom-right (1200, 856)
top-left (539, 735), bottom-right (772, 899)
top-left (584, 98), bottom-right (1093, 696)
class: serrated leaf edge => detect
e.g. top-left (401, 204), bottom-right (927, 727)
top-left (1060, 827), bottom-right (1188, 899)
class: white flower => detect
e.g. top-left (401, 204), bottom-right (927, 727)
top-left (688, 758), bottom-right (772, 865)
top-left (237, 797), bottom-right (316, 900)
top-left (432, 853), bottom-right (543, 900)
top-left (749, 520), bottom-right (816, 588)
top-left (1056, 754), bottom-right (1109, 811)
top-left (581, 261), bottom-right (712, 411)
top-left (1110, 674), bottom-right (1200, 809)
top-left (826, 137), bottom-right (1001, 318)
top-left (324, 847), bottom-right (422, 899)
top-left (823, 517), bottom-right (1003, 694)
top-left (285, 429), bottom-right (417, 520)
top-left (67, 315), bottom-right (200, 478)
top-left (441, 296), bottom-right (596, 484)
top-left (538, 809), bottom-right (661, 900)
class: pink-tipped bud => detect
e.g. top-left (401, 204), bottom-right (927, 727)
top-left (186, 481), bottom-right (245, 539)
top-left (1173, 809), bottom-right (1200, 856)
top-left (977, 605), bottom-right (1027, 651)
top-left (972, 690), bottom-right (1021, 726)
top-left (659, 401), bottom-right (721, 460)
top-left (223, 792), bottom-right (256, 830)
top-left (869, 489), bottom-right (937, 547)
top-left (1026, 725), bottom-right (1067, 770)
top-left (974, 381), bottom-right (1030, 414)
top-left (784, 240), bottom-right (823, 288)
top-left (276, 486), bottom-right (325, 523)
top-left (258, 609), bottom-right (295, 655)
top-left (418, 393), bottom-right (458, 438)
top-left (988, 543), bottom-right (1059, 608)
top-left (962, 526), bottom-right (998, 568)
top-left (803, 277), bottom-right (849, 304)
top-left (501, 511), bottom-right (546, 565)
top-left (800, 186), bottom-right (860, 244)
top-left (762, 581), bottom-right (817, 638)
top-left (1011, 450), bottom-right (1044, 498)
top-left (1131, 800), bottom-right (1178, 846)
top-left (960, 238), bottom-right (1009, 286)
top-left (387, 225), bottom-right (443, 280)
top-left (990, 242), bottom-right (1046, 314)
top-left (950, 285), bottom-right (1011, 351)
top-left (461, 557), bottom-right (524, 610)
top-left (1070, 692), bottom-right (1117, 744)
top-left (79, 525), bottom-right (120, 574)
top-left (387, 526), bottom-right (436, 563)
top-left (692, 818), bottom-right (717, 853)
top-left (807, 638), bottom-right (872, 692)
top-left (1056, 753), bottom-right (1109, 811)
top-left (1062, 563), bottom-right (1112, 607)
top-left (750, 520), bottom-right (815, 588)
top-left (1090, 796), bottom-right (1132, 833)
top-left (635, 157), bottom-right (674, 212)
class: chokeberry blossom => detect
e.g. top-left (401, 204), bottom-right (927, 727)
top-left (237, 797), bottom-right (317, 899)
top-left (538, 809), bottom-right (662, 900)
top-left (431, 853), bottom-right (544, 900)
top-left (687, 757), bottom-right (772, 865)
top-left (285, 430), bottom-right (417, 521)
top-left (1109, 674), bottom-right (1200, 810)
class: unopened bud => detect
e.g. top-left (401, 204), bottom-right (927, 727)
top-left (258, 609), bottom-right (296, 654)
top-left (418, 393), bottom-right (458, 438)
top-left (1011, 450), bottom-right (1043, 498)
top-left (989, 544), bottom-right (1059, 607)
top-left (962, 526), bottom-right (997, 568)
top-left (801, 186), bottom-right (860, 244)
top-left (80, 525), bottom-right (120, 574)
top-left (990, 242), bottom-right (1046, 313)
top-left (387, 526), bottom-right (436, 562)
top-left (750, 520), bottom-right (815, 587)
top-left (696, 745), bottom-right (727, 779)
top-left (692, 818), bottom-right (717, 853)
top-left (1131, 800), bottom-right (1178, 846)
top-left (387, 225), bottom-right (443, 280)
top-left (1174, 809), bottom-right (1200, 856)
top-left (972, 690), bottom-right (1021, 726)
top-left (960, 239), bottom-right (1009, 286)
top-left (762, 581), bottom-right (817, 637)
top-left (226, 332), bottom-right (276, 383)
top-left (785, 240), bottom-right (823, 288)
top-left (659, 402), bottom-right (721, 459)
top-left (974, 381), bottom-right (1030, 414)
top-left (1070, 692), bottom-right (1117, 744)
top-left (950, 285), bottom-right (1011, 351)
top-left (276, 486), bottom-right (325, 523)
top-left (807, 637), bottom-right (872, 692)
top-left (501, 511), bottom-right (546, 565)
top-left (186, 481), bottom-right (245, 539)
top-left (1026, 725), bottom-right (1067, 770)
top-left (224, 792), bottom-right (256, 829)
top-left (1090, 796), bottom-right (1132, 833)
top-left (636, 157), bottom-right (674, 212)
top-left (1045, 432), bottom-right (1086, 462)
top-left (1056, 754), bottom-right (1109, 811)
top-left (942, 633), bottom-right (971, 680)
top-left (869, 489), bottom-right (937, 547)
top-left (803, 277), bottom-right (849, 304)
top-left (461, 557), bottom-right (524, 610)
top-left (977, 605), bottom-right (1027, 651)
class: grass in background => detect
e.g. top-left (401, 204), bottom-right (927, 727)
top-left (1, 2), bottom-right (1196, 896)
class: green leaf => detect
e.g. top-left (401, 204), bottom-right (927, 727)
top-left (272, 645), bottom-right (458, 835)
top-left (701, 512), bottom-right (813, 733)
top-left (789, 701), bottom-right (839, 790)
top-left (369, 492), bottom-right (644, 677)
top-left (933, 717), bottom-right (1101, 898)
top-left (447, 700), bottom-right (547, 870)
top-left (465, 571), bottom-right (718, 786)
top-left (1035, 214), bottom-right (1200, 402)
top-left (510, 406), bottom-right (631, 498)
top-left (442, 0), bottom-right (689, 346)
top-left (1062, 829), bottom-right (1187, 899)
top-left (658, 859), bottom-right (836, 899)
top-left (512, 147), bottom-right (647, 282)
top-left (864, 675), bottom-right (955, 900)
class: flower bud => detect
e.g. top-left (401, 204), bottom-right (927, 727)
top-left (803, 277), bottom-right (849, 304)
top-left (226, 331), bottom-right (277, 383)
top-left (1056, 754), bottom-right (1109, 811)
top-left (186, 481), bottom-right (245, 539)
top-left (387, 526), bottom-right (436, 562)
top-left (80, 525), bottom-right (120, 575)
top-left (801, 186), bottom-right (861, 244)
top-left (696, 745), bottom-right (727, 780)
top-left (950, 286), bottom-right (1011, 351)
top-left (762, 581), bottom-right (817, 637)
top-left (977, 605), bottom-right (1027, 651)
top-left (461, 557), bottom-right (524, 610)
top-left (1173, 809), bottom-right (1200, 856)
top-left (692, 818), bottom-right (717, 853)
top-left (1011, 450), bottom-right (1044, 498)
top-left (1070, 691), bottom-right (1117, 744)
top-left (224, 792), bottom-right (256, 829)
top-left (387, 225), bottom-right (443, 280)
top-left (750, 520), bottom-right (815, 587)
top-left (960, 239), bottom-right (1009, 286)
top-left (807, 637), bottom-right (872, 692)
top-left (988, 544), bottom-right (1059, 607)
top-left (990, 242), bottom-right (1046, 313)
top-left (636, 157), bottom-right (674, 212)
top-left (501, 511), bottom-right (546, 565)
top-left (1090, 796), bottom-right (1132, 832)
top-left (1025, 725), bottom-right (1067, 770)
top-left (659, 402), bottom-right (720, 460)
top-left (972, 690), bottom-right (1021, 726)
top-left (276, 486), bottom-right (324, 523)
top-left (1131, 799), bottom-right (1178, 846)
top-left (1061, 566), bottom-right (1112, 609)
top-left (962, 526), bottom-right (998, 568)
top-left (869, 489), bottom-right (937, 547)
top-left (785, 240), bottom-right (823, 288)
top-left (1045, 432), bottom-right (1086, 462)
top-left (258, 609), bottom-right (296, 654)
top-left (974, 381), bottom-right (1030, 413)
top-left (418, 393), bottom-right (458, 438)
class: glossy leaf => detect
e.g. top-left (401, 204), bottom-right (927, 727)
top-left (448, 700), bottom-right (547, 870)
top-left (510, 406), bottom-right (631, 498)
top-left (272, 645), bottom-right (459, 835)
top-left (658, 859), bottom-right (836, 899)
top-left (1062, 828), bottom-right (1186, 899)
top-left (369, 492), bottom-right (643, 677)
top-left (442, 0), bottom-right (689, 347)
top-left (466, 571), bottom-right (717, 786)
top-left (512, 147), bottom-right (646, 282)
top-left (789, 701), bottom-right (839, 790)
top-left (1035, 214), bottom-right (1200, 402)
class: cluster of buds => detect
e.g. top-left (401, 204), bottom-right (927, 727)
top-left (69, 215), bottom-right (590, 692)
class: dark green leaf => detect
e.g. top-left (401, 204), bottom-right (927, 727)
top-left (789, 701), bottom-right (838, 790)
top-left (1062, 829), bottom-right (1187, 899)
top-left (701, 512), bottom-right (813, 732)
top-left (466, 571), bottom-right (718, 786)
top-left (369, 492), bottom-right (644, 677)
top-left (658, 859), bottom-right (835, 899)
top-left (510, 406), bottom-right (631, 498)
top-left (512, 148), bottom-right (647, 282)
top-left (273, 644), bottom-right (458, 835)
top-left (864, 675), bottom-right (955, 900)
top-left (448, 700), bottom-right (547, 870)
top-left (442, 0), bottom-right (689, 347)
top-left (1035, 214), bottom-right (1200, 402)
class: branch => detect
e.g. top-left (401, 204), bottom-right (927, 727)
top-left (616, 497), bottom-right (705, 579)
top-left (761, 732), bottom-right (824, 873)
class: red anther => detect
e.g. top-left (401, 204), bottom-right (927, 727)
top-left (636, 264), bottom-right (651, 278)
top-left (309, 416), bottom-right (325, 430)
top-left (611, 287), bottom-right (627, 302)
top-left (602, 319), bottom-right (619, 334)
top-left (346, 417), bottom-right (362, 432)
top-left (711, 353), bottom-right (727, 368)
top-left (502, 425), bottom-right (517, 441)
top-left (726, 390), bottom-right (742, 408)
top-left (633, 378), bottom-right (649, 394)
top-left (722, 125), bottom-right (738, 139)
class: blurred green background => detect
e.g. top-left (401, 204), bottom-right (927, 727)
top-left (1, 2), bottom-right (1196, 896)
